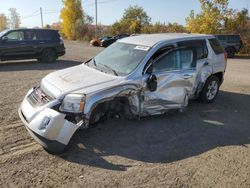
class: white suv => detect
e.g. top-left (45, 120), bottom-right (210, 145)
top-left (19, 33), bottom-right (227, 153)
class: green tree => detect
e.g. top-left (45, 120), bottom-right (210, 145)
top-left (60, 0), bottom-right (84, 40)
top-left (110, 5), bottom-right (151, 34)
top-left (8, 8), bottom-right (20, 29)
top-left (141, 22), bottom-right (187, 34)
top-left (45, 24), bottom-right (51, 29)
top-left (0, 14), bottom-right (8, 31)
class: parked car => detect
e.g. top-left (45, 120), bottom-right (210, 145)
top-left (99, 35), bottom-right (112, 41)
top-left (90, 36), bottom-right (112, 47)
top-left (101, 34), bottom-right (129, 47)
top-left (0, 28), bottom-right (65, 63)
top-left (214, 34), bottom-right (242, 58)
top-left (89, 38), bottom-right (101, 47)
top-left (19, 33), bottom-right (227, 153)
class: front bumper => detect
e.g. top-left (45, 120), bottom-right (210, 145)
top-left (18, 91), bottom-right (80, 153)
top-left (18, 108), bottom-right (67, 153)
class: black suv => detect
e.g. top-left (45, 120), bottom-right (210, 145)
top-left (214, 34), bottom-right (242, 58)
top-left (0, 29), bottom-right (65, 63)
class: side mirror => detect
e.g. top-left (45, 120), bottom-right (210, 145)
top-left (147, 74), bottom-right (157, 92)
top-left (1, 36), bottom-right (8, 42)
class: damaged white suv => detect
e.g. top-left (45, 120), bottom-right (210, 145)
top-left (19, 33), bottom-right (227, 153)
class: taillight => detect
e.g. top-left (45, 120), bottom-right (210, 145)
top-left (60, 37), bottom-right (64, 45)
top-left (224, 52), bottom-right (228, 61)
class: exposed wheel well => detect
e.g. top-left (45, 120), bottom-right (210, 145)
top-left (213, 72), bottom-right (224, 85)
top-left (89, 97), bottom-right (133, 124)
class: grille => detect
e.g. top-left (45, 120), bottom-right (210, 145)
top-left (27, 87), bottom-right (53, 107)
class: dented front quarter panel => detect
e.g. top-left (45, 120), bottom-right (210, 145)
top-left (82, 79), bottom-right (142, 119)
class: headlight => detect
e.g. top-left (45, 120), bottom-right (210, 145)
top-left (60, 94), bottom-right (85, 113)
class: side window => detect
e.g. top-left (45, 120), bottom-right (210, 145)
top-left (153, 49), bottom-right (194, 73)
top-left (180, 49), bottom-right (194, 69)
top-left (5, 31), bottom-right (24, 41)
top-left (217, 35), bottom-right (227, 41)
top-left (143, 45), bottom-right (174, 74)
top-left (209, 38), bottom-right (224, 54)
top-left (153, 50), bottom-right (178, 72)
top-left (25, 30), bottom-right (43, 40)
top-left (177, 40), bottom-right (208, 60)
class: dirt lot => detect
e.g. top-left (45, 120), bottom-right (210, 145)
top-left (0, 41), bottom-right (249, 188)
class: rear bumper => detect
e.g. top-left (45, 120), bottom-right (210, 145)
top-left (57, 50), bottom-right (65, 57)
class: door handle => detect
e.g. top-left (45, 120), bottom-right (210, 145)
top-left (182, 74), bottom-right (193, 79)
top-left (20, 42), bottom-right (27, 45)
top-left (203, 61), bottom-right (210, 66)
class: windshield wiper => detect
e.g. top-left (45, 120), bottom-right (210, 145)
top-left (84, 58), bottom-right (97, 68)
top-left (99, 63), bottom-right (118, 76)
top-left (93, 58), bottom-right (97, 67)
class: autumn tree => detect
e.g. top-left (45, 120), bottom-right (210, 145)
top-left (0, 14), bottom-right (8, 31)
top-left (186, 0), bottom-right (250, 54)
top-left (186, 0), bottom-right (231, 34)
top-left (8, 8), bottom-right (20, 29)
top-left (60, 0), bottom-right (84, 40)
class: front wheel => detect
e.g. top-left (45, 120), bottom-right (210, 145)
top-left (200, 76), bottom-right (220, 103)
top-left (226, 47), bottom-right (236, 58)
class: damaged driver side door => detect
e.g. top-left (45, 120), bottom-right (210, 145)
top-left (141, 47), bottom-right (197, 115)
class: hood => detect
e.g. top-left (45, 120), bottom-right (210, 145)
top-left (41, 64), bottom-right (120, 98)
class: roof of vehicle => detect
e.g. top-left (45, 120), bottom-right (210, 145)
top-left (119, 33), bottom-right (214, 47)
top-left (4, 28), bottom-right (59, 32)
top-left (214, 34), bottom-right (241, 36)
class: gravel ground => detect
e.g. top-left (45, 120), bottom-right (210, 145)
top-left (0, 41), bottom-right (249, 188)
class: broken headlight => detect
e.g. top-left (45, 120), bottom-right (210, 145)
top-left (60, 94), bottom-right (85, 113)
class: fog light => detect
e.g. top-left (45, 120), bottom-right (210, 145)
top-left (39, 116), bottom-right (51, 130)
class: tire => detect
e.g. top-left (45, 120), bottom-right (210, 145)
top-left (40, 49), bottom-right (57, 63)
top-left (200, 75), bottom-right (220, 103)
top-left (226, 47), bottom-right (236, 58)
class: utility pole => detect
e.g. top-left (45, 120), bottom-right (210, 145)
top-left (95, 0), bottom-right (97, 37)
top-left (40, 7), bottom-right (43, 28)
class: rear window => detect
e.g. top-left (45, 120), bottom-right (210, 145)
top-left (41, 30), bottom-right (60, 41)
top-left (177, 40), bottom-right (208, 60)
top-left (209, 38), bottom-right (224, 54)
top-left (227, 35), bottom-right (241, 42)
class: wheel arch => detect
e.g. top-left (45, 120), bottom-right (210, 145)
top-left (195, 71), bottom-right (224, 97)
top-left (83, 85), bottom-right (141, 122)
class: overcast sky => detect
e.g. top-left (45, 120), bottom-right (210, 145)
top-left (0, 0), bottom-right (249, 28)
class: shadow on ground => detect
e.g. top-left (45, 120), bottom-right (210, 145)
top-left (234, 55), bottom-right (250, 59)
top-left (0, 59), bottom-right (82, 72)
top-left (61, 91), bottom-right (250, 171)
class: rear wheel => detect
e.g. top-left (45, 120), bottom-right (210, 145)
top-left (39, 49), bottom-right (57, 63)
top-left (226, 47), bottom-right (236, 58)
top-left (200, 76), bottom-right (220, 103)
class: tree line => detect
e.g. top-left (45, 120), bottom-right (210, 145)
top-left (0, 0), bottom-right (249, 53)
top-left (59, 0), bottom-right (250, 53)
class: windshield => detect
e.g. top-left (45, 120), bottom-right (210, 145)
top-left (0, 29), bottom-right (9, 37)
top-left (88, 42), bottom-right (149, 76)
